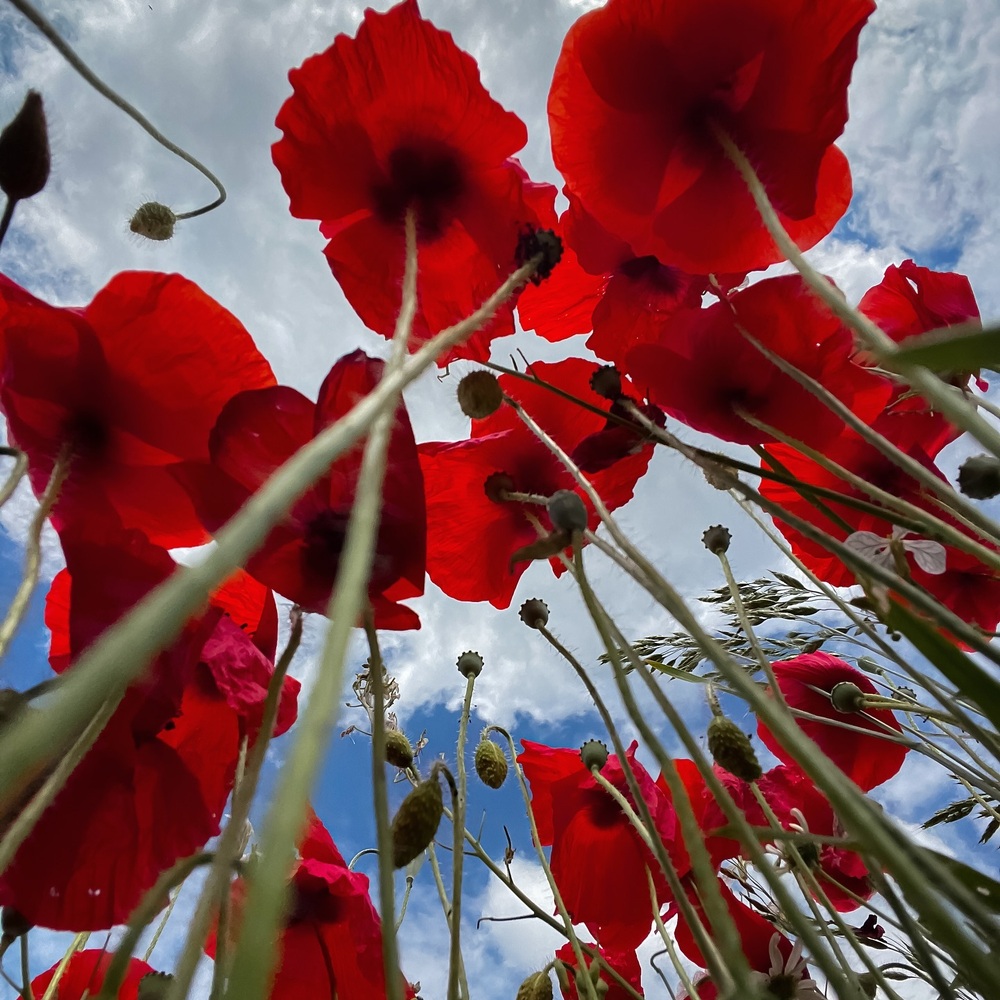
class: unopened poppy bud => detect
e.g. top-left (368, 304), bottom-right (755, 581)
top-left (958, 454), bottom-right (1000, 500)
top-left (707, 716), bottom-right (762, 782)
top-left (475, 736), bottom-right (508, 789)
top-left (384, 729), bottom-right (414, 768)
top-left (548, 489), bottom-right (587, 534)
top-left (0, 91), bottom-right (50, 202)
top-left (1, 908), bottom-right (31, 943)
top-left (590, 365), bottom-right (622, 401)
top-left (484, 471), bottom-right (515, 504)
top-left (516, 225), bottom-right (563, 284)
top-left (857, 972), bottom-right (878, 999)
top-left (518, 598), bottom-right (549, 630)
top-left (580, 739), bottom-right (609, 772)
top-left (137, 973), bottom-right (174, 1000)
top-left (457, 650), bottom-right (484, 678)
top-left (129, 201), bottom-right (177, 242)
top-left (702, 524), bottom-right (732, 555)
top-left (516, 971), bottom-right (553, 1000)
top-left (830, 681), bottom-right (866, 713)
top-left (457, 370), bottom-right (503, 419)
top-left (391, 772), bottom-right (444, 868)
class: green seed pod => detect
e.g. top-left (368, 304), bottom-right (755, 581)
top-left (701, 523), bottom-right (732, 555)
top-left (457, 370), bottom-right (503, 419)
top-left (516, 970), bottom-right (553, 1000)
top-left (137, 972), bottom-right (175, 1000)
top-left (958, 453), bottom-right (1000, 500)
top-left (580, 739), bottom-right (609, 772)
top-left (830, 681), bottom-right (866, 713)
top-left (707, 715), bottom-right (762, 782)
top-left (548, 489), bottom-right (587, 534)
top-left (391, 774), bottom-right (443, 868)
top-left (475, 736), bottom-right (508, 789)
top-left (457, 650), bottom-right (484, 679)
top-left (518, 598), bottom-right (549, 630)
top-left (384, 729), bottom-right (414, 769)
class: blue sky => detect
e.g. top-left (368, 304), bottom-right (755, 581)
top-left (1, 0), bottom-right (999, 996)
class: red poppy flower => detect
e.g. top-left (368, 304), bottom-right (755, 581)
top-left (1, 519), bottom-right (299, 930)
top-left (519, 740), bottom-right (678, 951)
top-left (625, 275), bottom-right (890, 448)
top-left (548, 0), bottom-right (873, 273)
top-left (909, 547), bottom-right (1000, 644)
top-left (273, 0), bottom-right (556, 364)
top-left (420, 359), bottom-right (652, 608)
top-left (207, 809), bottom-right (409, 1000)
top-left (31, 950), bottom-right (158, 1000)
top-left (174, 350), bottom-right (425, 627)
top-left (0, 271), bottom-right (275, 547)
top-left (756, 653), bottom-right (906, 791)
top-left (555, 941), bottom-right (644, 1000)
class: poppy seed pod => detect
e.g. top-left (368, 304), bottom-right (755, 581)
top-left (516, 225), bottom-right (563, 284)
top-left (391, 773), bottom-right (444, 868)
top-left (516, 971), bottom-right (554, 1000)
top-left (129, 201), bottom-right (177, 242)
top-left (457, 370), bottom-right (503, 419)
top-left (589, 365), bottom-right (622, 401)
top-left (457, 650), bottom-right (484, 678)
top-left (474, 736), bottom-right (508, 789)
top-left (702, 524), bottom-right (732, 555)
top-left (518, 597), bottom-right (549, 629)
top-left (548, 489), bottom-right (587, 534)
top-left (580, 739), bottom-right (609, 772)
top-left (384, 728), bottom-right (414, 768)
top-left (958, 454), bottom-right (1000, 500)
top-left (830, 681), bottom-right (866, 713)
top-left (137, 973), bottom-right (175, 1000)
top-left (0, 90), bottom-right (50, 202)
top-left (707, 716), bottom-right (762, 782)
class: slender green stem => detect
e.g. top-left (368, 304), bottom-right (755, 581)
top-left (448, 671), bottom-right (476, 1000)
top-left (38, 933), bottom-right (88, 1000)
top-left (141, 889), bottom-right (178, 963)
top-left (648, 869), bottom-right (701, 1000)
top-left (166, 607), bottom-right (303, 1000)
top-left (0, 448), bottom-right (27, 511)
top-left (19, 935), bottom-right (31, 1000)
top-left (0, 198), bottom-right (15, 250)
top-left (7, 0), bottom-right (226, 219)
top-left (364, 614), bottom-right (404, 1000)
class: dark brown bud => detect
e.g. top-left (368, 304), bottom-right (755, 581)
top-left (475, 736), bottom-right (508, 789)
top-left (484, 471), bottom-right (515, 504)
top-left (384, 729), bottom-right (414, 769)
top-left (548, 490), bottom-right (587, 534)
top-left (137, 973), bottom-right (174, 1000)
top-left (391, 773), bottom-right (444, 868)
top-left (702, 524), bottom-right (732, 555)
top-left (1, 908), bottom-right (31, 943)
top-left (0, 91), bottom-right (50, 202)
top-left (456, 650), bottom-right (484, 679)
top-left (129, 201), bottom-right (176, 242)
top-left (516, 971), bottom-right (553, 1000)
top-left (590, 366), bottom-right (622, 401)
top-left (830, 681), bottom-right (866, 713)
top-left (958, 454), bottom-right (1000, 500)
top-left (457, 370), bottom-right (503, 419)
top-left (707, 716), bottom-right (762, 782)
top-left (516, 225), bottom-right (563, 284)
top-left (518, 598), bottom-right (549, 630)
top-left (580, 739), bottom-right (609, 772)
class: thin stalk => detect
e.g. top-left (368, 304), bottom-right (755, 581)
top-left (166, 607), bottom-right (303, 1000)
top-left (0, 247), bottom-right (542, 823)
top-left (19, 935), bottom-right (31, 1000)
top-left (710, 120), bottom-right (1000, 460)
top-left (141, 889), bottom-right (178, 963)
top-left (221, 212), bottom-right (420, 1000)
top-left (39, 933), bottom-right (88, 1000)
top-left (364, 614), bottom-right (405, 1000)
top-left (648, 870), bottom-right (701, 1000)
top-left (0, 198), bottom-right (15, 250)
top-left (0, 448), bottom-right (27, 510)
top-left (7, 0), bottom-right (226, 219)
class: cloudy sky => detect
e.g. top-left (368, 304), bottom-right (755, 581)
top-left (0, 0), bottom-right (998, 996)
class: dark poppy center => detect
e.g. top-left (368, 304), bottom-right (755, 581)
top-left (287, 882), bottom-right (345, 925)
top-left (372, 142), bottom-right (466, 238)
top-left (302, 509), bottom-right (350, 581)
top-left (64, 409), bottom-right (110, 460)
top-left (766, 973), bottom-right (798, 999)
top-left (619, 255), bottom-right (682, 295)
top-left (583, 784), bottom-right (626, 830)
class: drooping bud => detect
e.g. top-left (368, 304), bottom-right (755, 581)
top-left (457, 650), bottom-right (484, 679)
top-left (580, 739), bottom-right (609, 772)
top-left (384, 729), bottom-right (414, 769)
top-left (0, 91), bottom-right (50, 202)
top-left (474, 735), bottom-right (508, 789)
top-left (830, 681), bottom-right (866, 714)
top-left (518, 598), bottom-right (549, 630)
top-left (589, 365), bottom-right (622, 401)
top-left (391, 772), bottom-right (444, 868)
top-left (516, 225), bottom-right (563, 284)
top-left (1, 908), bottom-right (31, 944)
top-left (137, 973), bottom-right (175, 1000)
top-left (516, 970), bottom-right (553, 1000)
top-left (457, 370), bottom-right (503, 419)
top-left (958, 454), bottom-right (1000, 500)
top-left (129, 201), bottom-right (177, 242)
top-left (707, 716), bottom-right (762, 782)
top-left (548, 490), bottom-right (587, 534)
top-left (701, 524), bottom-right (732, 555)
